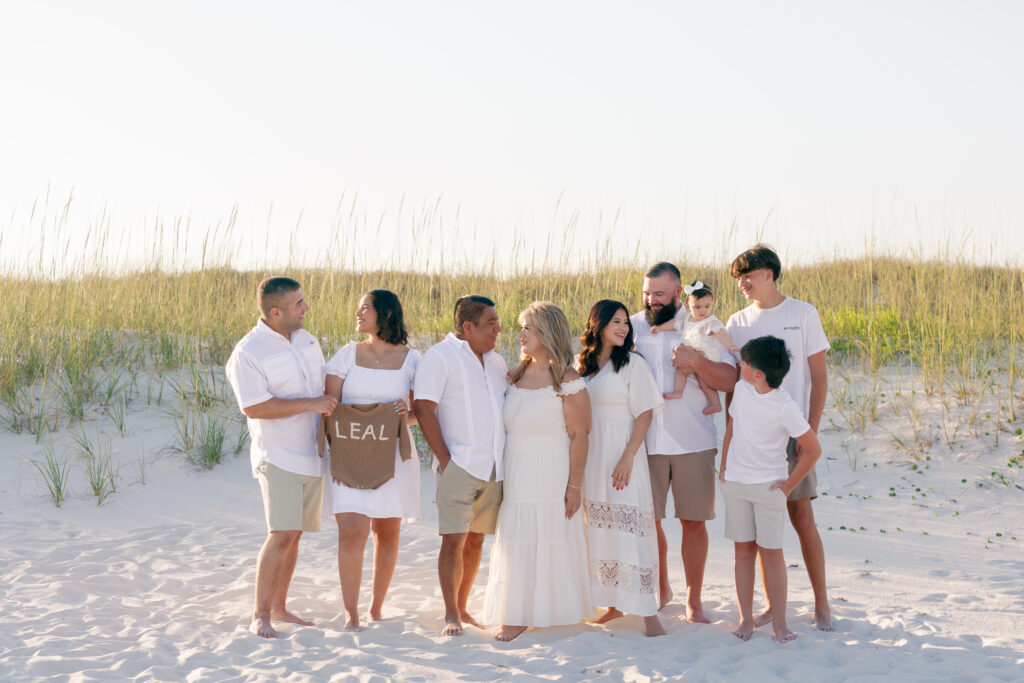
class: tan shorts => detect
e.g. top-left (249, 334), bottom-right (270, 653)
top-left (648, 449), bottom-right (716, 521)
top-left (786, 438), bottom-right (818, 501)
top-left (720, 479), bottom-right (788, 549)
top-left (256, 462), bottom-right (324, 532)
top-left (436, 460), bottom-right (503, 535)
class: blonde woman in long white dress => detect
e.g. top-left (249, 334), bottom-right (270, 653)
top-left (577, 299), bottom-right (665, 637)
top-left (482, 301), bottom-right (593, 642)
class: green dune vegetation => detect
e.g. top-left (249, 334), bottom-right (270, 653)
top-left (4, 251), bottom-right (1024, 503)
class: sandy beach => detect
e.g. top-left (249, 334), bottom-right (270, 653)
top-left (2, 365), bottom-right (1023, 682)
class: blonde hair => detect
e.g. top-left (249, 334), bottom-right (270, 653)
top-left (507, 301), bottom-right (573, 393)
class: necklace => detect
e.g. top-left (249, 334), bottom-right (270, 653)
top-left (364, 340), bottom-right (385, 365)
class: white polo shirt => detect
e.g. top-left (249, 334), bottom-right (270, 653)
top-left (726, 297), bottom-right (830, 419)
top-left (632, 308), bottom-right (735, 456)
top-left (414, 332), bottom-right (508, 481)
top-left (725, 379), bottom-right (810, 484)
top-left (226, 319), bottom-right (327, 478)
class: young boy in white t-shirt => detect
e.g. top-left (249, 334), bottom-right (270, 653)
top-left (720, 335), bottom-right (822, 643)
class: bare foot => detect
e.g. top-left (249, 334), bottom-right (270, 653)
top-left (269, 609), bottom-right (314, 626)
top-left (643, 615), bottom-right (666, 637)
top-left (659, 585), bottom-right (673, 610)
top-left (812, 608), bottom-right (835, 632)
top-left (368, 608), bottom-right (383, 622)
top-left (732, 620), bottom-right (754, 641)
top-left (591, 607), bottom-right (624, 624)
top-left (686, 603), bottom-right (710, 624)
top-left (702, 403), bottom-right (722, 415)
top-left (441, 619), bottom-right (463, 636)
top-left (459, 611), bottom-right (482, 630)
top-left (773, 624), bottom-right (798, 643)
top-left (753, 608), bottom-right (773, 627)
top-left (344, 616), bottom-right (363, 632)
top-left (495, 625), bottom-right (527, 642)
top-left (250, 615), bottom-right (278, 639)
top-left (663, 392), bottom-right (683, 400)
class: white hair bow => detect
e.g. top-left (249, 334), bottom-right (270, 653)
top-left (683, 281), bottom-right (705, 296)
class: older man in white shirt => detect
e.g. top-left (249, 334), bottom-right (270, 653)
top-left (226, 277), bottom-right (338, 639)
top-left (631, 262), bottom-right (737, 624)
top-left (414, 295), bottom-right (507, 637)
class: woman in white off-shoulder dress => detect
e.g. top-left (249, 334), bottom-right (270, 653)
top-left (483, 301), bottom-right (593, 642)
top-left (323, 289), bottom-right (419, 631)
top-left (577, 299), bottom-right (665, 637)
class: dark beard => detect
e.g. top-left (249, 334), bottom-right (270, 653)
top-left (645, 299), bottom-right (678, 327)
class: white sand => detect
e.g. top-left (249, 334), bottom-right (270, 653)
top-left (2, 365), bottom-right (1023, 681)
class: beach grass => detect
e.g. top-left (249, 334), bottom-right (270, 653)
top-left (3, 256), bottom-right (1022, 376)
top-left (4, 226), bottom-right (1024, 494)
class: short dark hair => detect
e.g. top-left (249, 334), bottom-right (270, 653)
top-left (730, 244), bottom-right (782, 281)
top-left (453, 295), bottom-right (496, 332)
top-left (644, 262), bottom-right (681, 282)
top-left (366, 289), bottom-right (408, 346)
top-left (257, 276), bottom-right (301, 316)
top-left (740, 336), bottom-right (791, 389)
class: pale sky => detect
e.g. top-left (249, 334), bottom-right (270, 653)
top-left (1, 1), bottom-right (1022, 274)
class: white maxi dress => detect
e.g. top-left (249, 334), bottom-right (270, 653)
top-left (483, 378), bottom-right (594, 627)
top-left (582, 354), bottom-right (663, 616)
top-left (321, 343), bottom-right (420, 522)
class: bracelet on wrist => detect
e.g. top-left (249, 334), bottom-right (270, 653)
top-left (566, 483), bottom-right (581, 490)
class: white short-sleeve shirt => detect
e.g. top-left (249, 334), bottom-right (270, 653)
top-left (725, 379), bottom-right (811, 484)
top-left (414, 333), bottom-right (508, 481)
top-left (226, 319), bottom-right (327, 478)
top-left (726, 297), bottom-right (830, 418)
top-left (631, 308), bottom-right (735, 455)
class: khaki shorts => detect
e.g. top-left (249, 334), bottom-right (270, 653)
top-left (256, 462), bottom-right (324, 532)
top-left (786, 438), bottom-right (818, 501)
top-left (436, 460), bottom-right (503, 535)
top-left (648, 449), bottom-right (716, 521)
top-left (720, 479), bottom-right (788, 549)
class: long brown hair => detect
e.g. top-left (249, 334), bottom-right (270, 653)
top-left (507, 301), bottom-right (573, 392)
top-left (576, 300), bottom-right (633, 377)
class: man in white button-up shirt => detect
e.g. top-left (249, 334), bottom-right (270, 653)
top-left (631, 262), bottom-right (737, 624)
top-left (414, 295), bottom-right (507, 637)
top-left (226, 277), bottom-right (338, 639)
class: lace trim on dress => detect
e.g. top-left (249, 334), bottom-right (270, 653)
top-left (560, 378), bottom-right (587, 396)
top-left (595, 559), bottom-right (657, 594)
top-left (583, 500), bottom-right (654, 536)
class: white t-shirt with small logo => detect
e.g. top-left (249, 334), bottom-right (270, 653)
top-left (726, 297), bottom-right (830, 419)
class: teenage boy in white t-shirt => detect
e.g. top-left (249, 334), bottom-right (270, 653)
top-left (720, 335), bottom-right (822, 643)
top-left (725, 243), bottom-right (834, 632)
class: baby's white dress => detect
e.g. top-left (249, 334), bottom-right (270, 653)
top-left (675, 314), bottom-right (729, 362)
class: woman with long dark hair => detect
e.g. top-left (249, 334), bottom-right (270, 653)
top-left (576, 300), bottom-right (665, 637)
top-left (323, 289), bottom-right (419, 631)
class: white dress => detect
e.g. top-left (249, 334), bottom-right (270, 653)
top-left (674, 313), bottom-right (729, 362)
top-left (582, 355), bottom-right (663, 616)
top-left (321, 343), bottom-right (420, 522)
top-left (483, 378), bottom-right (593, 627)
